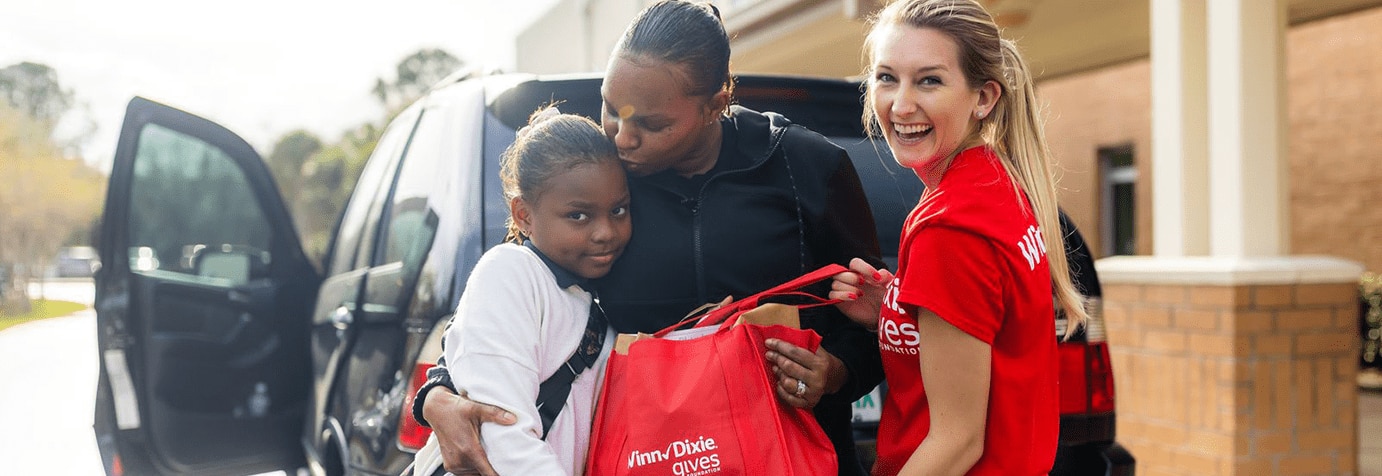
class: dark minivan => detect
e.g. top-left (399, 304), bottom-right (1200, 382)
top-left (92, 72), bottom-right (1132, 475)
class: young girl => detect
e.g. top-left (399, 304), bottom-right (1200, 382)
top-left (435, 107), bottom-right (629, 475)
top-left (832, 0), bottom-right (1090, 474)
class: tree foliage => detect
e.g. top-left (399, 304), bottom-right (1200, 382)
top-left (291, 122), bottom-right (380, 266)
top-left (266, 130), bottom-right (323, 207)
top-left (371, 48), bottom-right (463, 113)
top-left (270, 48), bottom-right (461, 270)
top-left (0, 62), bottom-right (73, 129)
top-left (0, 102), bottom-right (104, 312)
top-left (2, 49), bottom-right (464, 307)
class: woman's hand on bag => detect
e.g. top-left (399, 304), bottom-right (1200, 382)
top-left (831, 257), bottom-right (893, 330)
top-left (765, 340), bottom-right (846, 408)
top-left (420, 387), bottom-right (516, 476)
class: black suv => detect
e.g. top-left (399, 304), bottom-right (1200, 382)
top-left (92, 73), bottom-right (1133, 475)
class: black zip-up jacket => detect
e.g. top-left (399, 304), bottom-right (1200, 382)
top-left (418, 106), bottom-right (883, 475)
top-left (598, 106), bottom-right (884, 476)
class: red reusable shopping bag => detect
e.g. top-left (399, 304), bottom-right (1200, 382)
top-left (586, 265), bottom-right (845, 476)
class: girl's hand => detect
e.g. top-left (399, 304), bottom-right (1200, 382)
top-left (831, 257), bottom-right (893, 330)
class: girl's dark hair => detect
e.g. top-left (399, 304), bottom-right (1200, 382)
top-left (499, 106), bottom-right (620, 243)
top-left (614, 0), bottom-right (734, 101)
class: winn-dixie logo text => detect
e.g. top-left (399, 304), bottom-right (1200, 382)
top-left (627, 436), bottom-right (723, 475)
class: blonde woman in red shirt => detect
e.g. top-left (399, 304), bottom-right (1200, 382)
top-left (832, 0), bottom-right (1089, 475)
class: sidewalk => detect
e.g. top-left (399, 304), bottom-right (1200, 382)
top-left (1363, 389), bottom-right (1381, 476)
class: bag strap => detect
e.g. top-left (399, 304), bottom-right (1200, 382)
top-left (654, 264), bottom-right (848, 337)
top-left (535, 295), bottom-right (608, 439)
top-left (713, 292), bottom-right (837, 331)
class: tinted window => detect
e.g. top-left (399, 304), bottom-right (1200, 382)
top-left (400, 80), bottom-right (489, 317)
top-left (828, 136), bottom-right (920, 269)
top-left (327, 106), bottom-right (421, 276)
top-left (378, 108), bottom-right (443, 271)
top-left (127, 124), bottom-right (271, 285)
top-left (481, 112), bottom-right (516, 248)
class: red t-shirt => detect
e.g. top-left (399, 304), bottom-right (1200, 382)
top-left (872, 146), bottom-right (1058, 476)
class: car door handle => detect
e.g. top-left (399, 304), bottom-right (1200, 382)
top-left (330, 306), bottom-right (353, 330)
top-left (227, 289), bottom-right (250, 304)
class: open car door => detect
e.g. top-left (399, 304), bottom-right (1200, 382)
top-left (93, 97), bottom-right (320, 475)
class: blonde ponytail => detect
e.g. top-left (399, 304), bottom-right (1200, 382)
top-left (987, 39), bottom-right (1089, 337)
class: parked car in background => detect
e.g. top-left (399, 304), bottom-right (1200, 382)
top-left (92, 72), bottom-right (1132, 475)
top-left (56, 245), bottom-right (100, 278)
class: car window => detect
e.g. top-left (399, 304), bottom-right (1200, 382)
top-left (377, 107), bottom-right (443, 272)
top-left (481, 112), bottom-right (517, 249)
top-left (127, 123), bottom-right (271, 286)
top-left (828, 136), bottom-right (921, 270)
top-left (326, 105), bottom-right (422, 276)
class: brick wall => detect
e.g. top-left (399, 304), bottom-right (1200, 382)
top-left (1037, 60), bottom-right (1153, 257)
top-left (1286, 7), bottom-right (1382, 272)
top-left (1105, 281), bottom-right (1359, 475)
top-left (1034, 6), bottom-right (1382, 271)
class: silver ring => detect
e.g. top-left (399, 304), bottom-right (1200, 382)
top-left (795, 379), bottom-right (807, 397)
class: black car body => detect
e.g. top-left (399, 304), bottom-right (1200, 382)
top-left (92, 73), bottom-right (1132, 475)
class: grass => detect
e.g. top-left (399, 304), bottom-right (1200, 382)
top-left (0, 299), bottom-right (88, 332)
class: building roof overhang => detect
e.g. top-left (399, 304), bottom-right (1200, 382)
top-left (723, 0), bottom-right (1382, 80)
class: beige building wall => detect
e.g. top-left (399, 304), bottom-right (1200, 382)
top-left (515, 0), bottom-right (644, 74)
top-left (1287, 7), bottom-right (1382, 272)
top-left (1038, 6), bottom-right (1382, 271)
top-left (1040, 60), bottom-right (1154, 258)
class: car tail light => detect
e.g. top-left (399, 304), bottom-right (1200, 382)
top-left (397, 319), bottom-right (449, 451)
top-left (397, 362), bottom-right (436, 451)
top-left (1057, 297), bottom-right (1116, 415)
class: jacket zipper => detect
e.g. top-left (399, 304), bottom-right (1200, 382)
top-left (689, 197), bottom-right (705, 303)
top-left (688, 126), bottom-right (789, 305)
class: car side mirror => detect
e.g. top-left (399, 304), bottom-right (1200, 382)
top-left (195, 250), bottom-right (252, 285)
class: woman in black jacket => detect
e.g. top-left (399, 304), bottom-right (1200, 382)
top-left (414, 2), bottom-right (884, 474)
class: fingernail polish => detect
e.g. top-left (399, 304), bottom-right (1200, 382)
top-left (872, 271), bottom-right (882, 281)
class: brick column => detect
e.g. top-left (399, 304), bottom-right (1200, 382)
top-left (1098, 256), bottom-right (1363, 476)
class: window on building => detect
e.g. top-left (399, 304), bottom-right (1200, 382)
top-left (1099, 145), bottom-right (1137, 256)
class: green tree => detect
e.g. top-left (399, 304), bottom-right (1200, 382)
top-left (371, 48), bottom-right (463, 112)
top-left (291, 48), bottom-right (461, 269)
top-left (266, 130), bottom-right (323, 206)
top-left (0, 103), bottom-right (104, 312)
top-left (294, 122), bottom-right (380, 269)
top-left (0, 62), bottom-right (73, 129)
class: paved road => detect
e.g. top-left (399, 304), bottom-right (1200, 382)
top-left (1365, 388), bottom-right (1382, 476)
top-left (0, 280), bottom-right (102, 475)
top-left (0, 280), bottom-right (291, 476)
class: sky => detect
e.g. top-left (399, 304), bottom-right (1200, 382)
top-left (1, 0), bottom-right (556, 170)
